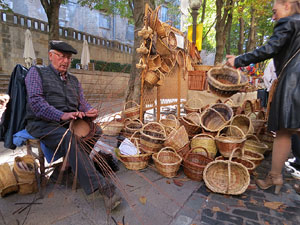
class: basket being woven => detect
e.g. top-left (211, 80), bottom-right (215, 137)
top-left (203, 147), bottom-right (250, 195)
top-left (207, 66), bottom-right (248, 97)
top-left (191, 134), bottom-right (217, 159)
top-left (152, 147), bottom-right (182, 178)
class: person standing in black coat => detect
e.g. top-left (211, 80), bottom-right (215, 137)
top-left (226, 0), bottom-right (300, 194)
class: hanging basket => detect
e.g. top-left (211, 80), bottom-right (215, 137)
top-left (191, 134), bottom-right (217, 159)
top-left (152, 147), bottom-right (182, 178)
top-left (123, 100), bottom-right (140, 120)
top-left (148, 55), bottom-right (162, 71)
top-left (244, 134), bottom-right (269, 155)
top-left (140, 122), bottom-right (166, 154)
top-left (156, 38), bottom-right (172, 56)
top-left (203, 147), bottom-right (250, 195)
top-left (207, 66), bottom-right (248, 97)
top-left (215, 125), bottom-right (246, 158)
top-left (0, 163), bottom-right (18, 197)
top-left (229, 114), bottom-right (254, 136)
top-left (183, 147), bottom-right (213, 181)
top-left (184, 99), bottom-right (203, 114)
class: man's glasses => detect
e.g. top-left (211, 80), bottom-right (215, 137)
top-left (52, 51), bottom-right (72, 61)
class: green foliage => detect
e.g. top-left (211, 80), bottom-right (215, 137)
top-left (0, 0), bottom-right (13, 12)
top-left (71, 58), bottom-right (131, 73)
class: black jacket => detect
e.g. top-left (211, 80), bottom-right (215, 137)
top-left (0, 64), bottom-right (28, 149)
top-left (235, 14), bottom-right (300, 131)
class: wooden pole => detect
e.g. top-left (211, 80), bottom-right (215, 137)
top-left (177, 65), bottom-right (181, 117)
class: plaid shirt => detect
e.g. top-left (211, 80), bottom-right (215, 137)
top-left (25, 65), bottom-right (91, 122)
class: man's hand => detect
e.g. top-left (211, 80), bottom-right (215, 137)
top-left (84, 108), bottom-right (99, 120)
top-left (61, 112), bottom-right (85, 121)
top-left (226, 55), bottom-right (236, 67)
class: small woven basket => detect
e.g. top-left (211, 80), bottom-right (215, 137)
top-left (203, 148), bottom-right (250, 195)
top-left (148, 55), bottom-right (162, 71)
top-left (242, 149), bottom-right (264, 169)
top-left (191, 134), bottom-right (217, 159)
top-left (184, 99), bottom-right (203, 114)
top-left (242, 100), bottom-right (254, 115)
top-left (180, 112), bottom-right (202, 135)
top-left (123, 100), bottom-right (140, 120)
top-left (145, 70), bottom-right (160, 86)
top-left (215, 125), bottom-right (246, 158)
top-left (207, 66), bottom-right (248, 97)
top-left (229, 114), bottom-right (254, 136)
top-left (164, 125), bottom-right (189, 150)
top-left (183, 147), bottom-right (213, 181)
top-left (140, 122), bottom-right (166, 154)
top-left (123, 118), bottom-right (143, 138)
top-left (176, 142), bottom-right (190, 158)
top-left (248, 112), bottom-right (266, 134)
top-left (159, 115), bottom-right (180, 136)
top-left (156, 38), bottom-right (172, 56)
top-left (100, 115), bottom-right (124, 136)
top-left (0, 163), bottom-right (18, 197)
top-left (152, 147), bottom-right (182, 178)
top-left (244, 134), bottom-right (269, 155)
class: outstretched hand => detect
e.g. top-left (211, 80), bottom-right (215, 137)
top-left (226, 55), bottom-right (236, 67)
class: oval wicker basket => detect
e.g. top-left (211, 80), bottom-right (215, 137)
top-left (244, 134), bottom-right (269, 155)
top-left (159, 115), bottom-right (180, 136)
top-left (248, 112), bottom-right (266, 134)
top-left (123, 118), bottom-right (143, 138)
top-left (152, 147), bottom-right (182, 178)
top-left (123, 100), bottom-right (140, 120)
top-left (180, 113), bottom-right (202, 135)
top-left (100, 115), bottom-right (124, 136)
top-left (164, 125), bottom-right (189, 150)
top-left (242, 149), bottom-right (264, 169)
top-left (207, 66), bottom-right (248, 97)
top-left (200, 103), bottom-right (233, 133)
top-left (215, 125), bottom-right (246, 158)
top-left (229, 114), bottom-right (254, 136)
top-left (203, 148), bottom-right (250, 195)
top-left (191, 134), bottom-right (217, 159)
top-left (184, 99), bottom-right (203, 114)
top-left (183, 147), bottom-right (213, 181)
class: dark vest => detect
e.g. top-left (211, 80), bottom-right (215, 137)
top-left (26, 65), bottom-right (80, 125)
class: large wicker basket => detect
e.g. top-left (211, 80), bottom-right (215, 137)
top-left (159, 114), bottom-right (180, 136)
top-left (183, 148), bottom-right (213, 181)
top-left (207, 66), bottom-right (248, 97)
top-left (164, 125), bottom-right (189, 150)
top-left (152, 147), bottom-right (182, 178)
top-left (203, 148), bottom-right (250, 195)
top-left (229, 114), bottom-right (254, 136)
top-left (190, 134), bottom-right (217, 159)
top-left (140, 122), bottom-right (166, 154)
top-left (179, 112), bottom-right (201, 135)
top-left (215, 125), bottom-right (246, 158)
top-left (123, 100), bottom-right (140, 120)
top-left (244, 134), bottom-right (269, 155)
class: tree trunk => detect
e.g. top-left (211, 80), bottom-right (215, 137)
top-left (225, 11), bottom-right (233, 55)
top-left (214, 0), bottom-right (234, 64)
top-left (125, 0), bottom-right (155, 103)
top-left (201, 0), bottom-right (207, 23)
top-left (237, 2), bottom-right (245, 55)
top-left (246, 6), bottom-right (256, 52)
top-left (40, 0), bottom-right (62, 42)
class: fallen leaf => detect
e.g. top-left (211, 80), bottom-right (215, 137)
top-left (264, 222), bottom-right (270, 225)
top-left (237, 200), bottom-right (246, 207)
top-left (173, 179), bottom-right (183, 187)
top-left (264, 201), bottom-right (285, 210)
top-left (166, 180), bottom-right (171, 184)
top-left (212, 207), bottom-right (221, 212)
top-left (48, 192), bottom-right (54, 198)
top-left (241, 195), bottom-right (247, 199)
top-left (250, 198), bottom-right (258, 205)
top-left (139, 196), bottom-right (147, 205)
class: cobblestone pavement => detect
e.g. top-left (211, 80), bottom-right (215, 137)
top-left (1, 141), bottom-right (300, 225)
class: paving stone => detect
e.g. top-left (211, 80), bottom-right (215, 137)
top-left (244, 202), bottom-right (270, 214)
top-left (206, 199), bottom-right (230, 212)
top-left (210, 193), bottom-right (239, 206)
top-left (232, 209), bottom-right (258, 220)
top-left (216, 211), bottom-right (244, 225)
top-left (202, 208), bottom-right (214, 218)
top-left (285, 206), bottom-right (300, 214)
top-left (245, 220), bottom-right (262, 225)
top-left (196, 184), bottom-right (211, 197)
top-left (259, 213), bottom-right (286, 225)
top-left (176, 194), bottom-right (206, 219)
top-left (169, 215), bottom-right (193, 225)
top-left (246, 190), bottom-right (266, 199)
top-left (200, 215), bottom-right (225, 225)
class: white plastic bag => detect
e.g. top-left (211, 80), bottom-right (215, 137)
top-left (119, 138), bottom-right (139, 156)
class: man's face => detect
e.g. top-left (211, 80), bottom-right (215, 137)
top-left (49, 50), bottom-right (72, 74)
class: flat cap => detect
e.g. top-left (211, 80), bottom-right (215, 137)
top-left (49, 40), bottom-right (77, 54)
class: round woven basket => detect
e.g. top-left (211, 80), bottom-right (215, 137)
top-left (180, 113), bottom-right (202, 135)
top-left (203, 148), bottom-right (250, 195)
top-left (152, 147), bottom-right (182, 178)
top-left (123, 118), bottom-right (143, 138)
top-left (191, 134), bottom-right (217, 159)
top-left (123, 100), bottom-right (140, 120)
top-left (0, 163), bottom-right (18, 197)
top-left (159, 115), bottom-right (180, 136)
top-left (183, 147), bottom-right (213, 181)
top-left (140, 122), bottom-right (166, 154)
top-left (215, 148), bottom-right (255, 173)
top-left (184, 99), bottom-right (203, 114)
top-left (229, 114), bottom-right (254, 136)
top-left (100, 115), bottom-right (124, 136)
top-left (164, 125), bottom-right (189, 150)
top-left (215, 125), bottom-right (246, 158)
top-left (244, 134), bottom-right (269, 155)
top-left (248, 112), bottom-right (266, 134)
top-left (242, 149), bottom-right (264, 169)
top-left (207, 66), bottom-right (248, 97)
top-left (200, 103), bottom-right (233, 133)
top-left (242, 100), bottom-right (254, 115)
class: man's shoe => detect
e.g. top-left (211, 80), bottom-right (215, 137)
top-left (285, 161), bottom-right (300, 172)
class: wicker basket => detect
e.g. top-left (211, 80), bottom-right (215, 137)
top-left (0, 163), bottom-right (18, 197)
top-left (168, 31), bottom-right (177, 49)
top-left (140, 122), bottom-right (166, 154)
top-left (242, 100), bottom-right (254, 115)
top-left (200, 103), bottom-right (233, 133)
top-left (164, 125), bottom-right (189, 150)
top-left (123, 118), bottom-right (143, 138)
top-left (123, 100), bottom-right (140, 120)
top-left (203, 148), bottom-right (250, 195)
top-left (148, 55), bottom-right (162, 71)
top-left (145, 70), bottom-right (160, 86)
top-left (152, 147), bottom-right (182, 178)
top-left (101, 115), bottom-right (124, 136)
top-left (191, 134), bottom-right (217, 159)
top-left (207, 66), bottom-right (248, 97)
top-left (229, 114), bottom-right (254, 136)
top-left (257, 126), bottom-right (274, 150)
top-left (180, 113), bottom-right (201, 135)
top-left (159, 115), bottom-right (180, 136)
top-left (184, 99), bottom-right (203, 114)
top-left (176, 143), bottom-right (190, 158)
top-left (248, 112), bottom-right (266, 135)
top-left (183, 148), bottom-right (213, 181)
top-left (156, 37), bottom-right (172, 56)
top-left (244, 134), bottom-right (269, 155)
top-left (242, 149), bottom-right (264, 169)
top-left (215, 125), bottom-right (246, 158)
top-left (215, 148), bottom-right (255, 173)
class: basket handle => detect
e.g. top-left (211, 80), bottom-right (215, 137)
top-left (237, 69), bottom-right (241, 85)
top-left (157, 147), bottom-right (178, 162)
top-left (192, 133), bottom-right (215, 140)
top-left (142, 122), bottom-right (167, 137)
top-left (206, 107), bottom-right (227, 123)
top-left (227, 147), bottom-right (243, 193)
top-left (124, 100), bottom-right (140, 110)
top-left (191, 146), bottom-right (210, 157)
top-left (166, 114), bottom-right (177, 120)
top-left (216, 125), bottom-right (245, 139)
top-left (184, 146), bottom-right (210, 161)
top-left (246, 134), bottom-right (260, 142)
